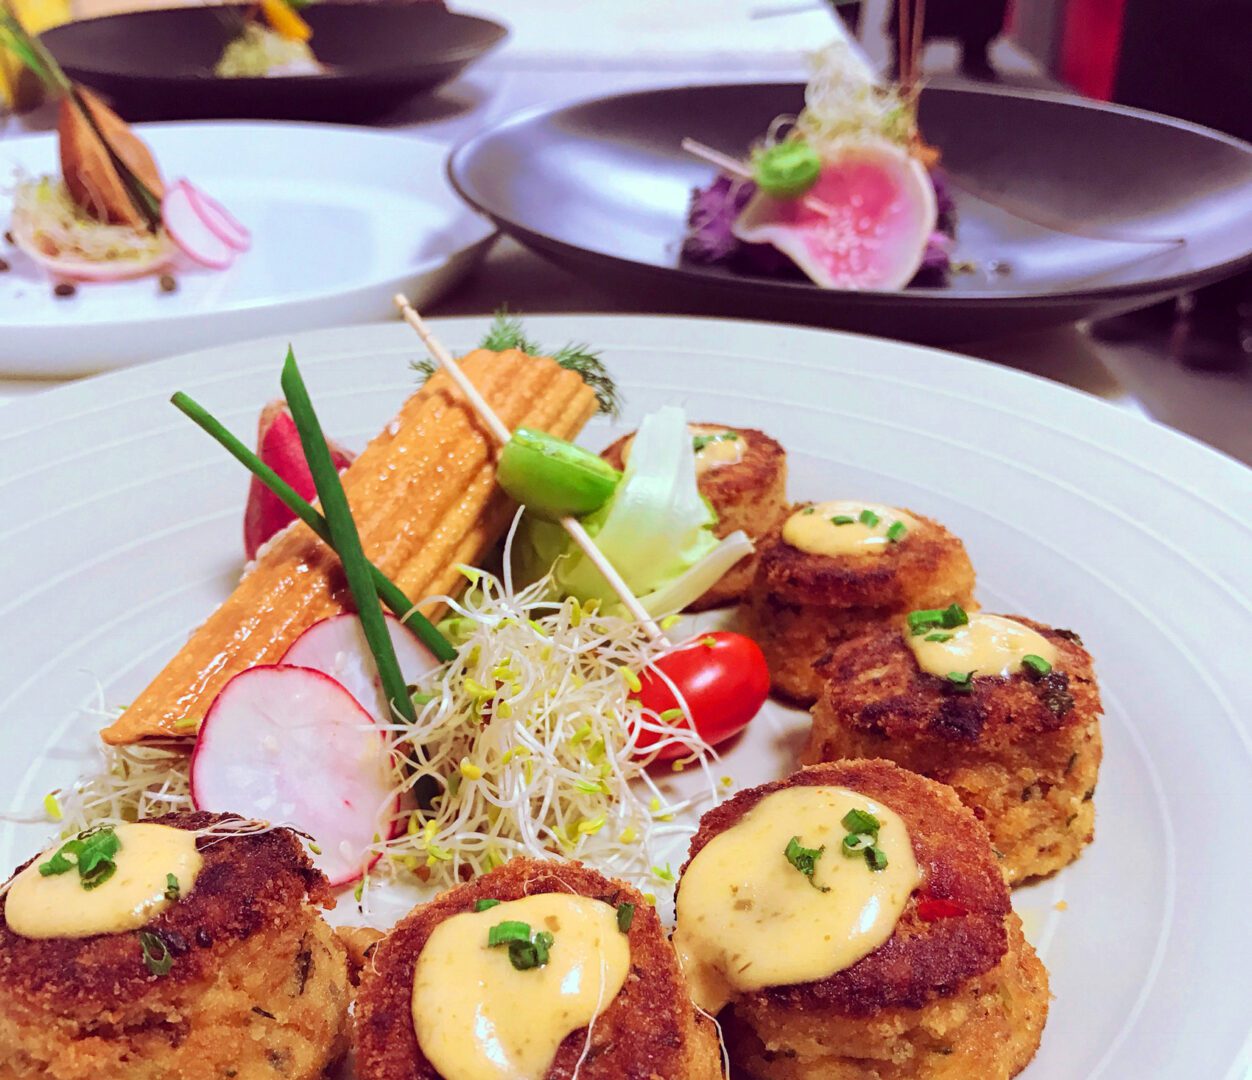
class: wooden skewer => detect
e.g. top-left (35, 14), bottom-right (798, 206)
top-left (393, 295), bottom-right (670, 646)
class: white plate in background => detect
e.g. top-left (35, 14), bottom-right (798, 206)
top-left (0, 316), bottom-right (1249, 1079)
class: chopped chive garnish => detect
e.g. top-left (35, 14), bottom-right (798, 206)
top-left (839, 808), bottom-right (888, 871)
top-left (947, 670), bottom-right (975, 693)
top-left (616, 902), bottom-right (635, 933)
top-left (925, 632), bottom-right (953, 642)
top-left (941, 603), bottom-right (969, 628)
top-left (164, 873), bottom-right (180, 902)
top-left (830, 515), bottom-right (855, 525)
top-left (39, 826), bottom-right (121, 891)
top-left (169, 390), bottom-right (455, 664)
top-left (841, 809), bottom-right (880, 835)
top-left (907, 608), bottom-right (945, 634)
top-left (487, 920), bottom-right (554, 970)
top-left (474, 898), bottom-right (501, 912)
top-left (802, 506), bottom-right (816, 515)
top-left (487, 920), bottom-right (533, 947)
top-left (692, 431), bottom-right (739, 452)
top-left (858, 508), bottom-right (881, 527)
top-left (865, 846), bottom-right (889, 872)
top-left (1022, 654), bottom-right (1053, 677)
top-left (138, 931), bottom-right (173, 976)
top-left (784, 836), bottom-right (830, 891)
top-left (886, 521), bottom-right (907, 542)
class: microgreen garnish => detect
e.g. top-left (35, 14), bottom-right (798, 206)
top-left (784, 836), bottom-right (830, 891)
top-left (1022, 654), bottom-right (1053, 677)
top-left (616, 902), bottom-right (635, 932)
top-left (414, 309), bottom-right (620, 416)
top-left (38, 826), bottom-right (120, 890)
top-left (886, 521), bottom-right (907, 542)
top-left (487, 920), bottom-right (554, 971)
top-left (138, 931), bottom-right (173, 976)
top-left (946, 671), bottom-right (975, 693)
top-left (170, 391), bottom-right (454, 663)
top-left (692, 431), bottom-right (740, 453)
top-left (830, 515), bottom-right (855, 525)
top-left (474, 898), bottom-right (501, 912)
top-left (840, 809), bottom-right (888, 871)
top-left (164, 873), bottom-right (180, 902)
top-left (858, 509), bottom-right (881, 527)
top-left (907, 604), bottom-right (969, 636)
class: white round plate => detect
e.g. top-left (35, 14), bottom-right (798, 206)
top-left (1, 316), bottom-right (1249, 1079)
top-left (0, 123), bottom-right (494, 376)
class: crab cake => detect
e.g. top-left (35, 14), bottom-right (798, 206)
top-left (602, 422), bottom-right (787, 609)
top-left (355, 858), bottom-right (721, 1080)
top-left (806, 612), bottom-right (1102, 884)
top-left (0, 811), bottom-right (349, 1080)
top-left (675, 760), bottom-right (1047, 1080)
top-left (742, 501), bottom-right (976, 704)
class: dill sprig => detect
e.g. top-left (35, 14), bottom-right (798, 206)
top-left (411, 309), bottom-right (621, 417)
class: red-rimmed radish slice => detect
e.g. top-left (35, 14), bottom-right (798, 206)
top-left (162, 182), bottom-right (235, 270)
top-left (182, 180), bottom-right (251, 252)
top-left (8, 218), bottom-right (174, 281)
top-left (190, 665), bottom-right (396, 887)
top-left (281, 612), bottom-right (440, 725)
top-left (733, 138), bottom-right (936, 291)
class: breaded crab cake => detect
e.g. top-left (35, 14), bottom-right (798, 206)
top-left (743, 501), bottom-right (976, 704)
top-left (602, 422), bottom-right (787, 610)
top-left (0, 811), bottom-right (349, 1080)
top-left (355, 857), bottom-right (722, 1080)
top-left (806, 611), bottom-right (1102, 884)
top-left (674, 760), bottom-right (1048, 1080)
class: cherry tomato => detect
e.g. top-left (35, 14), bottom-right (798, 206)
top-left (916, 895), bottom-right (969, 921)
top-left (632, 631), bottom-right (770, 760)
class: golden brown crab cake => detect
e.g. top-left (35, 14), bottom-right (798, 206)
top-left (805, 613), bottom-right (1102, 885)
top-left (675, 760), bottom-right (1048, 1080)
top-left (602, 423), bottom-right (787, 610)
top-left (0, 811), bottom-right (349, 1080)
top-left (355, 858), bottom-right (722, 1080)
top-left (742, 502), bottom-right (976, 704)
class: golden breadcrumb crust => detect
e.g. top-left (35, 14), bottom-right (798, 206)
top-left (742, 507), bottom-right (976, 704)
top-left (0, 812), bottom-right (349, 1080)
top-left (679, 761), bottom-right (1047, 1079)
top-left (601, 424), bottom-right (788, 610)
top-left (355, 858), bottom-right (722, 1080)
top-left (806, 620), bottom-right (1102, 884)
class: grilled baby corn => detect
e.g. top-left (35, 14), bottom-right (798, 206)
top-left (102, 348), bottom-right (598, 745)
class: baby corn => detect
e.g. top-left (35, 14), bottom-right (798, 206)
top-left (102, 348), bottom-right (598, 745)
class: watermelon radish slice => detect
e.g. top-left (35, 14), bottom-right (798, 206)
top-left (182, 181), bottom-right (251, 252)
top-left (244, 400), bottom-right (355, 559)
top-left (281, 612), bottom-right (440, 725)
top-left (733, 139), bottom-right (937, 291)
top-left (190, 665), bottom-right (397, 887)
top-left (162, 180), bottom-right (235, 270)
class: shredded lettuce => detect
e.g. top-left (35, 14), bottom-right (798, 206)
top-left (515, 407), bottom-right (753, 616)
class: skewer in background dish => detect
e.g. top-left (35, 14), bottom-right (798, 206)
top-left (806, 614), bottom-right (1102, 884)
top-left (743, 500), bottom-right (977, 704)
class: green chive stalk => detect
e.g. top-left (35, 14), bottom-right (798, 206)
top-left (169, 390), bottom-right (456, 664)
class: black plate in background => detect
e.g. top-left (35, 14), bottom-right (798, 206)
top-left (449, 82), bottom-right (1252, 344)
top-left (41, 4), bottom-right (507, 123)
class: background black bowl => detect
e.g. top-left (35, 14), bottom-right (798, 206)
top-left (449, 81), bottom-right (1252, 344)
top-left (41, 3), bottom-right (507, 123)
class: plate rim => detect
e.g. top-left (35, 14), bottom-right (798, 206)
top-left (447, 79), bottom-right (1252, 307)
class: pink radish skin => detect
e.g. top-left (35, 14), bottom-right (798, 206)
top-left (162, 181), bottom-right (235, 270)
top-left (733, 138), bottom-right (937, 291)
top-left (182, 180), bottom-right (251, 252)
top-left (281, 612), bottom-right (440, 725)
top-left (190, 664), bottom-right (397, 887)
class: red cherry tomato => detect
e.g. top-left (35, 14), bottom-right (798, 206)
top-left (916, 895), bottom-right (969, 921)
top-left (632, 631), bottom-right (770, 760)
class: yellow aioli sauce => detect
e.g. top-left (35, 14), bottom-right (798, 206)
top-left (782, 500), bottom-right (918, 557)
top-left (906, 613), bottom-right (1058, 678)
top-left (620, 424), bottom-right (746, 477)
top-left (674, 785), bottom-right (920, 1015)
top-left (5, 823), bottom-right (202, 939)
top-left (411, 893), bottom-right (631, 1080)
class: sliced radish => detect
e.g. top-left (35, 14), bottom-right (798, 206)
top-left (190, 665), bottom-right (397, 887)
top-left (162, 181), bottom-right (235, 270)
top-left (182, 180), bottom-right (251, 252)
top-left (9, 217), bottom-right (174, 281)
top-left (281, 612), bottom-right (440, 725)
